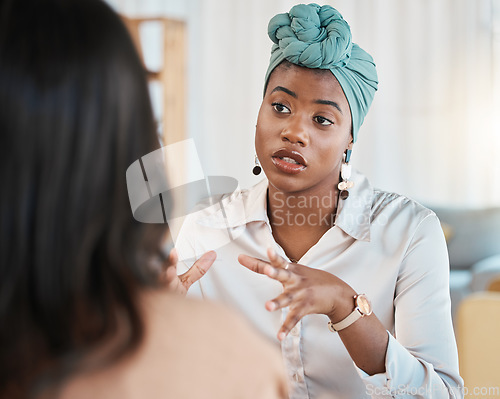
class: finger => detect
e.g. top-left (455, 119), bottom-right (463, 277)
top-left (277, 309), bottom-right (304, 341)
top-left (263, 264), bottom-right (295, 284)
top-left (180, 250), bottom-right (216, 288)
top-left (165, 265), bottom-right (179, 286)
top-left (265, 290), bottom-right (295, 312)
top-left (168, 248), bottom-right (179, 267)
top-left (238, 254), bottom-right (271, 275)
top-left (267, 248), bottom-right (289, 269)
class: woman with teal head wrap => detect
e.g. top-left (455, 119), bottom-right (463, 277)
top-left (174, 4), bottom-right (463, 398)
top-left (265, 3), bottom-right (378, 142)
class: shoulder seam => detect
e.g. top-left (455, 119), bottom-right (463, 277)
top-left (401, 212), bottom-right (439, 263)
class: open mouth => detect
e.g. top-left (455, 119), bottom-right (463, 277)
top-left (271, 149), bottom-right (307, 174)
top-left (280, 156), bottom-right (301, 165)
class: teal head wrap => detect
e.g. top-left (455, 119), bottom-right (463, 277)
top-left (264, 3), bottom-right (378, 142)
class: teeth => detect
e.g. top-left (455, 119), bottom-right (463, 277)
top-left (281, 156), bottom-right (300, 165)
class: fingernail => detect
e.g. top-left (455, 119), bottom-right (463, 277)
top-left (267, 302), bottom-right (276, 311)
top-left (268, 248), bottom-right (276, 259)
top-left (278, 332), bottom-right (286, 341)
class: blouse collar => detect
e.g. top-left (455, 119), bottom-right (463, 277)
top-left (197, 169), bottom-right (373, 242)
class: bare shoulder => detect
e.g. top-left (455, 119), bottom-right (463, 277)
top-left (147, 294), bottom-right (289, 398)
top-left (165, 295), bottom-right (287, 381)
top-left (60, 292), bottom-right (287, 399)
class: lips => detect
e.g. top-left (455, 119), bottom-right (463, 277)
top-left (271, 148), bottom-right (307, 174)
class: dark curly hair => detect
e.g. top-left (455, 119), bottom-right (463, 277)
top-left (0, 0), bottom-right (168, 397)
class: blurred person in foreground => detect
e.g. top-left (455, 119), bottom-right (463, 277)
top-left (0, 0), bottom-right (287, 398)
top-left (174, 3), bottom-right (464, 398)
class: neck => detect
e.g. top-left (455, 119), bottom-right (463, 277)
top-left (267, 184), bottom-right (339, 230)
top-left (266, 183), bottom-right (340, 261)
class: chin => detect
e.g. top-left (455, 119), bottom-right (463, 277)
top-left (267, 175), bottom-right (309, 195)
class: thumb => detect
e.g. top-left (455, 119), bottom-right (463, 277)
top-left (181, 250), bottom-right (217, 288)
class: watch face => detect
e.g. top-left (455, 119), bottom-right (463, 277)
top-left (356, 294), bottom-right (372, 315)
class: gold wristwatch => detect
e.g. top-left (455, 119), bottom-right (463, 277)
top-left (328, 294), bottom-right (372, 332)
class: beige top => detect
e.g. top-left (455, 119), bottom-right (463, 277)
top-left (175, 170), bottom-right (464, 398)
top-left (59, 291), bottom-right (288, 399)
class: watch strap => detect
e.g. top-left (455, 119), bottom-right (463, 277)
top-left (328, 308), bottom-right (362, 332)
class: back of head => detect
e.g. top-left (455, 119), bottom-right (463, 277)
top-left (0, 0), bottom-right (167, 396)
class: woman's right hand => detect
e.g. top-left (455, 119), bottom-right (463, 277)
top-left (164, 249), bottom-right (216, 296)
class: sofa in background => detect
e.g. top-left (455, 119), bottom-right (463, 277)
top-left (429, 206), bottom-right (500, 321)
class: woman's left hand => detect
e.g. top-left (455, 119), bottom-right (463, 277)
top-left (238, 248), bottom-right (356, 341)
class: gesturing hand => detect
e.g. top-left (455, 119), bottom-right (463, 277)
top-left (238, 248), bottom-right (356, 341)
top-left (164, 249), bottom-right (216, 296)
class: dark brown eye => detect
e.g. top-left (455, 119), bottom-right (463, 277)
top-left (272, 103), bottom-right (291, 114)
top-left (314, 116), bottom-right (333, 126)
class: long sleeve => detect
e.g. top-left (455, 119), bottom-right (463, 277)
top-left (172, 175), bottom-right (464, 398)
top-left (356, 214), bottom-right (464, 398)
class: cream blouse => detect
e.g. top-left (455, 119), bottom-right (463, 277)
top-left (175, 169), bottom-right (464, 399)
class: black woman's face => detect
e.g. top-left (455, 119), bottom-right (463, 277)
top-left (256, 63), bottom-right (352, 195)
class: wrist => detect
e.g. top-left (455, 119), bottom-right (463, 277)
top-left (326, 285), bottom-right (357, 323)
top-left (328, 293), bottom-right (373, 333)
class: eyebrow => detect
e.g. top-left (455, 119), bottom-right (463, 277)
top-left (270, 86), bottom-right (343, 114)
top-left (271, 86), bottom-right (297, 98)
top-left (314, 99), bottom-right (343, 114)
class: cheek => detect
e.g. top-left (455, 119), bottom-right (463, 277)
top-left (255, 109), bottom-right (274, 156)
top-left (318, 135), bottom-right (350, 168)
top-left (255, 126), bottom-right (270, 162)
top-left (255, 129), bottom-right (262, 156)
top-left (324, 148), bottom-right (342, 168)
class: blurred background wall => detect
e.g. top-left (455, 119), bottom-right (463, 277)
top-left (107, 0), bottom-right (500, 209)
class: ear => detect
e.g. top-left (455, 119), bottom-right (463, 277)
top-left (346, 141), bottom-right (353, 151)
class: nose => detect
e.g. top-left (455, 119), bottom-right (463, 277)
top-left (281, 115), bottom-right (309, 147)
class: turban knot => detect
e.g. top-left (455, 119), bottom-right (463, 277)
top-left (268, 3), bottom-right (352, 69)
top-left (265, 3), bottom-right (378, 142)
